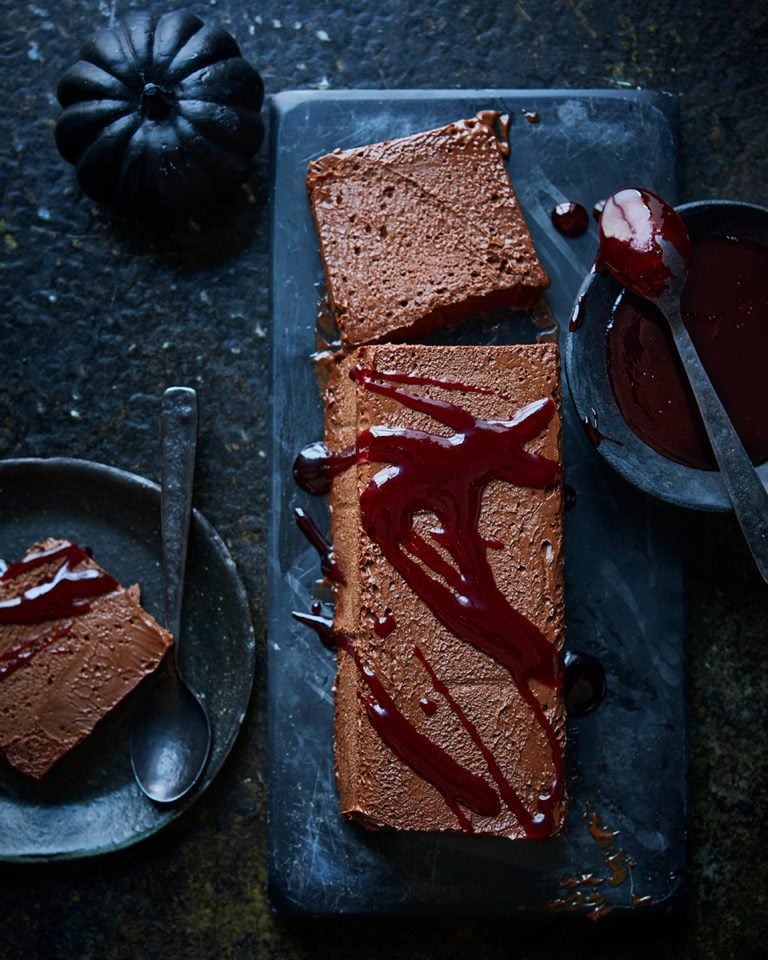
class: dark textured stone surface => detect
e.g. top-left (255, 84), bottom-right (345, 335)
top-left (0, 0), bottom-right (765, 957)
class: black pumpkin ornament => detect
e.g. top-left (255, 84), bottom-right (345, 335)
top-left (55, 10), bottom-right (264, 218)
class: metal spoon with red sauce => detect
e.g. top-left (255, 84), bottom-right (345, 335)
top-left (597, 188), bottom-right (691, 301)
top-left (597, 188), bottom-right (768, 582)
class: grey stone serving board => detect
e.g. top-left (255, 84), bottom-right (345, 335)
top-left (267, 89), bottom-right (685, 916)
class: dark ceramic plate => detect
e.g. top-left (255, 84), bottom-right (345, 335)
top-left (0, 457), bottom-right (255, 861)
top-left (565, 200), bottom-right (768, 511)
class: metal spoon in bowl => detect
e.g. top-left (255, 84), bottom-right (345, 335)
top-left (597, 188), bottom-right (768, 582)
top-left (130, 387), bottom-right (211, 802)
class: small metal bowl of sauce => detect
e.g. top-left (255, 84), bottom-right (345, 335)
top-left (564, 199), bottom-right (768, 511)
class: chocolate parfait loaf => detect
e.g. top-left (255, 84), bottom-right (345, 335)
top-left (0, 539), bottom-right (173, 778)
top-left (324, 344), bottom-right (566, 838)
top-left (307, 115), bottom-right (549, 346)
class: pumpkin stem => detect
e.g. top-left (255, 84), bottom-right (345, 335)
top-left (142, 82), bottom-right (174, 121)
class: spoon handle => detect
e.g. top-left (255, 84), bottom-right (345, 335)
top-left (662, 300), bottom-right (768, 582)
top-left (161, 387), bottom-right (199, 643)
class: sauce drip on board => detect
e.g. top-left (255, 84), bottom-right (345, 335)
top-left (373, 610), bottom-right (397, 638)
top-left (606, 235), bottom-right (768, 469)
top-left (552, 201), bottom-right (589, 238)
top-left (294, 507), bottom-right (346, 584)
top-left (293, 440), bottom-right (355, 496)
top-left (295, 367), bottom-right (564, 838)
top-left (564, 650), bottom-right (607, 716)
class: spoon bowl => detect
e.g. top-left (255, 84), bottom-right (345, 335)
top-left (130, 387), bottom-right (212, 803)
top-left (597, 187), bottom-right (692, 301)
top-left (565, 198), bottom-right (768, 512)
top-left (130, 666), bottom-right (210, 803)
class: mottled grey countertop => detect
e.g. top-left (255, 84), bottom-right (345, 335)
top-left (0, 1), bottom-right (765, 957)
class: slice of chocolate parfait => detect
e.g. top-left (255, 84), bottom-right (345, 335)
top-left (0, 539), bottom-right (172, 779)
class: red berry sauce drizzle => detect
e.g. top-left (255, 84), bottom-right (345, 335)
top-left (0, 622), bottom-right (74, 682)
top-left (294, 507), bottom-right (346, 585)
top-left (475, 110), bottom-right (512, 160)
top-left (293, 367), bottom-right (565, 838)
top-left (0, 541), bottom-right (118, 681)
top-left (293, 608), bottom-right (501, 829)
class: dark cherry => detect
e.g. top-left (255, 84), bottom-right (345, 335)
top-left (1, 541), bottom-right (89, 582)
top-left (596, 187), bottom-right (692, 300)
top-left (552, 201), bottom-right (589, 238)
top-left (564, 650), bottom-right (607, 716)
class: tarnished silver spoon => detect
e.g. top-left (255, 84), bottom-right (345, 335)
top-left (598, 188), bottom-right (768, 582)
top-left (130, 387), bottom-right (211, 802)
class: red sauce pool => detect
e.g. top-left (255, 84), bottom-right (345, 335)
top-left (606, 235), bottom-right (768, 471)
